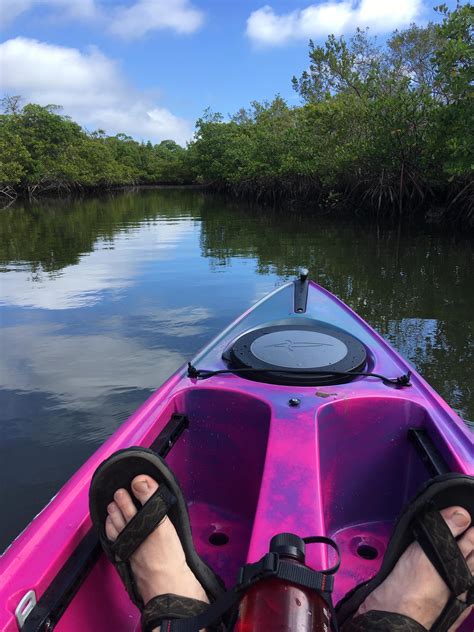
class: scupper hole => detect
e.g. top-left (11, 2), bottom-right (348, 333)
top-left (209, 532), bottom-right (229, 546)
top-left (357, 544), bottom-right (378, 560)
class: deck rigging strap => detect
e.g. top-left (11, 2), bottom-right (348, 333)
top-left (187, 362), bottom-right (412, 387)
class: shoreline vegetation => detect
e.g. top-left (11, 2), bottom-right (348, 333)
top-left (1, 5), bottom-right (472, 224)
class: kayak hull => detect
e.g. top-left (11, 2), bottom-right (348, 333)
top-left (1, 281), bottom-right (472, 631)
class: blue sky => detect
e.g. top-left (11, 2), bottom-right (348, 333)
top-left (0, 0), bottom-right (458, 144)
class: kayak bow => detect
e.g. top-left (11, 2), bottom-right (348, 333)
top-left (1, 275), bottom-right (472, 631)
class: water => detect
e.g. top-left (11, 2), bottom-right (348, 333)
top-left (0, 189), bottom-right (472, 552)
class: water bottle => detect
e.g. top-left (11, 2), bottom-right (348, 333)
top-left (234, 533), bottom-right (332, 632)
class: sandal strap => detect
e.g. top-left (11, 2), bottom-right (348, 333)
top-left (141, 594), bottom-right (210, 632)
top-left (413, 507), bottom-right (472, 596)
top-left (114, 559), bottom-right (143, 606)
top-left (468, 584), bottom-right (474, 605)
top-left (431, 594), bottom-right (470, 631)
top-left (341, 611), bottom-right (427, 631)
top-left (112, 483), bottom-right (176, 561)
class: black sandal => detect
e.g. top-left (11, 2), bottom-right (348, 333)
top-left (89, 447), bottom-right (226, 631)
top-left (336, 473), bottom-right (474, 631)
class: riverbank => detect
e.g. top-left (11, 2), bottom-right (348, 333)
top-left (3, 182), bottom-right (472, 229)
top-left (1, 7), bottom-right (471, 225)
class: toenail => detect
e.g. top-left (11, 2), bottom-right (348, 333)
top-left (108, 503), bottom-right (116, 513)
top-left (453, 510), bottom-right (469, 528)
top-left (133, 479), bottom-right (149, 493)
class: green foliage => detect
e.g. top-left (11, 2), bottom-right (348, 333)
top-left (0, 102), bottom-right (193, 195)
top-left (0, 4), bottom-right (471, 221)
top-left (430, 3), bottom-right (474, 178)
top-left (0, 119), bottom-right (30, 186)
top-left (190, 4), bottom-right (472, 218)
top-left (388, 23), bottom-right (441, 96)
top-left (434, 3), bottom-right (473, 102)
top-left (291, 29), bottom-right (384, 101)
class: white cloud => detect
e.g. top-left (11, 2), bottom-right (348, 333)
top-left (90, 104), bottom-right (192, 146)
top-left (1, 0), bottom-right (99, 26)
top-left (356, 0), bottom-right (422, 32)
top-left (1, 0), bottom-right (204, 40)
top-left (109, 0), bottom-right (204, 40)
top-left (0, 37), bottom-right (193, 144)
top-left (246, 0), bottom-right (423, 46)
top-left (45, 0), bottom-right (98, 20)
top-left (0, 38), bottom-right (121, 107)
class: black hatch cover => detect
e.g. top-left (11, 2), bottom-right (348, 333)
top-left (223, 319), bottom-right (367, 386)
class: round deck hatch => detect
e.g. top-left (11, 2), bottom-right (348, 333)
top-left (224, 320), bottom-right (367, 386)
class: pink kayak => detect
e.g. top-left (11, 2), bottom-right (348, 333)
top-left (1, 275), bottom-right (472, 631)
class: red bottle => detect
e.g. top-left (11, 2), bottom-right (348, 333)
top-left (234, 533), bottom-right (332, 632)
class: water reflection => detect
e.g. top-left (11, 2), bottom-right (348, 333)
top-left (0, 189), bottom-right (472, 551)
top-left (1, 219), bottom-right (196, 309)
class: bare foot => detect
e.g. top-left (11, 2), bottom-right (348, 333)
top-left (105, 475), bottom-right (209, 610)
top-left (357, 506), bottom-right (474, 630)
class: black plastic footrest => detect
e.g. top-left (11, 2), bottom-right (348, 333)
top-left (152, 413), bottom-right (189, 458)
top-left (408, 427), bottom-right (450, 477)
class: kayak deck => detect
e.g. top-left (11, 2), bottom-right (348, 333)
top-left (1, 281), bottom-right (472, 631)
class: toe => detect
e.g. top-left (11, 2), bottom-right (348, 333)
top-left (131, 474), bottom-right (159, 505)
top-left (107, 501), bottom-right (126, 533)
top-left (114, 488), bottom-right (137, 522)
top-left (105, 515), bottom-right (119, 541)
top-left (466, 550), bottom-right (474, 572)
top-left (440, 506), bottom-right (471, 538)
top-left (457, 527), bottom-right (474, 563)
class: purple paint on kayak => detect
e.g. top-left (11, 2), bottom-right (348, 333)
top-left (0, 281), bottom-right (472, 631)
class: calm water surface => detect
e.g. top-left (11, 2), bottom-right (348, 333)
top-left (0, 189), bottom-right (472, 551)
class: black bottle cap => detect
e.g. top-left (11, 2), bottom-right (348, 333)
top-left (270, 532), bottom-right (306, 562)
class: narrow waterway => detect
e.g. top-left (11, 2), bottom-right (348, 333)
top-left (0, 189), bottom-right (472, 551)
